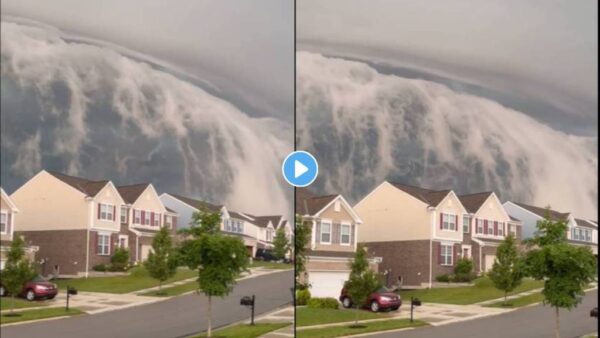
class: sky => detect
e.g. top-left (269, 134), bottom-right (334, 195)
top-left (298, 0), bottom-right (598, 136)
top-left (2, 0), bottom-right (294, 123)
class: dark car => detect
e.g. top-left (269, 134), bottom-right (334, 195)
top-left (340, 286), bottom-right (402, 312)
top-left (255, 248), bottom-right (277, 262)
top-left (0, 276), bottom-right (58, 301)
top-left (591, 307), bottom-right (598, 318)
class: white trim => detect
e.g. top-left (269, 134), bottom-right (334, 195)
top-left (319, 219), bottom-right (332, 245)
top-left (440, 212), bottom-right (458, 231)
top-left (310, 220), bottom-right (316, 249)
top-left (440, 242), bottom-right (454, 266)
top-left (461, 244), bottom-right (472, 259)
top-left (503, 201), bottom-right (545, 220)
top-left (0, 211), bottom-right (8, 235)
top-left (0, 188), bottom-right (19, 212)
top-left (118, 234), bottom-right (129, 249)
top-left (437, 191), bottom-right (469, 215)
top-left (340, 222), bottom-right (351, 246)
top-left (314, 195), bottom-right (363, 224)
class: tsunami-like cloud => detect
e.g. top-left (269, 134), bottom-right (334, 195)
top-left (297, 52), bottom-right (597, 218)
top-left (1, 20), bottom-right (292, 217)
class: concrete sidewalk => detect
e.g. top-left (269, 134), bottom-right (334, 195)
top-left (258, 306), bottom-right (294, 337)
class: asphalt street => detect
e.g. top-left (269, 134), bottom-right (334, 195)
top-left (1, 270), bottom-right (293, 338)
top-left (374, 289), bottom-right (598, 338)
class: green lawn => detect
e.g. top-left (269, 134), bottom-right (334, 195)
top-left (250, 261), bottom-right (292, 270)
top-left (0, 307), bottom-right (83, 325)
top-left (0, 297), bottom-right (53, 311)
top-left (54, 266), bottom-right (196, 294)
top-left (398, 277), bottom-right (543, 305)
top-left (141, 281), bottom-right (199, 297)
top-left (297, 307), bottom-right (392, 327)
top-left (193, 323), bottom-right (290, 338)
top-left (485, 292), bottom-right (545, 308)
top-left (297, 319), bottom-right (427, 338)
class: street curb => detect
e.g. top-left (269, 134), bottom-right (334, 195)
top-left (339, 326), bottom-right (417, 338)
top-left (0, 312), bottom-right (86, 327)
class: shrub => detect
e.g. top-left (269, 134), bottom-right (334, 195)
top-left (307, 297), bottom-right (339, 309)
top-left (110, 248), bottom-right (130, 272)
top-left (454, 258), bottom-right (475, 282)
top-left (296, 289), bottom-right (311, 305)
top-left (93, 264), bottom-right (107, 272)
top-left (435, 274), bottom-right (450, 282)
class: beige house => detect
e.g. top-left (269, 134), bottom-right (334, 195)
top-left (117, 183), bottom-right (178, 263)
top-left (296, 187), bottom-right (365, 298)
top-left (1, 187), bottom-right (38, 270)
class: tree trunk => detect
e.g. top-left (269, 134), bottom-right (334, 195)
top-left (207, 295), bottom-right (212, 337)
top-left (354, 305), bottom-right (359, 326)
top-left (555, 307), bottom-right (560, 338)
top-left (504, 291), bottom-right (507, 305)
top-left (11, 295), bottom-right (15, 314)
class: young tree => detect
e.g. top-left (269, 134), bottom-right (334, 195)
top-left (488, 235), bottom-right (524, 305)
top-left (525, 212), bottom-right (597, 338)
top-left (1, 236), bottom-right (37, 314)
top-left (272, 227), bottom-right (290, 261)
top-left (144, 226), bottom-right (178, 293)
top-left (178, 209), bottom-right (249, 338)
top-left (294, 215), bottom-right (311, 287)
top-left (110, 247), bottom-right (130, 272)
top-left (344, 246), bottom-right (382, 326)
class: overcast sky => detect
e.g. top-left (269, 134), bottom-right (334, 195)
top-left (2, 0), bottom-right (294, 123)
top-left (298, 0), bottom-right (598, 135)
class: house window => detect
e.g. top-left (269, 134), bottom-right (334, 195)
top-left (510, 224), bottom-right (517, 237)
top-left (144, 211), bottom-right (151, 225)
top-left (498, 222), bottom-right (504, 236)
top-left (442, 213), bottom-right (456, 231)
top-left (462, 247), bottom-right (470, 258)
top-left (320, 222), bottom-right (331, 244)
top-left (165, 216), bottom-right (172, 227)
top-left (441, 244), bottom-right (453, 266)
top-left (585, 229), bottom-right (592, 242)
top-left (0, 213), bottom-right (7, 234)
top-left (486, 220), bottom-right (494, 235)
top-left (120, 206), bottom-right (127, 223)
top-left (341, 224), bottom-right (351, 244)
top-left (237, 220), bottom-right (243, 233)
top-left (98, 234), bottom-right (110, 255)
top-left (224, 219), bottom-right (231, 232)
top-left (134, 210), bottom-right (141, 224)
top-left (476, 219), bottom-right (483, 234)
top-left (100, 204), bottom-right (114, 221)
top-left (463, 215), bottom-right (470, 233)
top-left (153, 213), bottom-right (160, 227)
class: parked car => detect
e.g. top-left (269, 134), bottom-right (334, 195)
top-left (255, 249), bottom-right (277, 262)
top-left (591, 307), bottom-right (598, 317)
top-left (0, 276), bottom-right (58, 301)
top-left (339, 286), bottom-right (402, 312)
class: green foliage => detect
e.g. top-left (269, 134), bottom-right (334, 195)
top-left (110, 248), bottom-right (130, 272)
top-left (453, 258), bottom-right (475, 282)
top-left (179, 207), bottom-right (222, 238)
top-left (92, 264), bottom-right (107, 272)
top-left (489, 235), bottom-right (525, 303)
top-left (272, 227), bottom-right (289, 260)
top-left (144, 227), bottom-right (178, 290)
top-left (1, 236), bottom-right (37, 313)
top-left (296, 289), bottom-right (311, 306)
top-left (435, 274), bottom-right (451, 283)
top-left (307, 297), bottom-right (339, 309)
top-left (345, 246), bottom-right (382, 322)
top-left (294, 215), bottom-right (311, 286)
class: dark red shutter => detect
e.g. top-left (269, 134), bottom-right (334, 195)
top-left (93, 232), bottom-right (98, 254)
top-left (494, 221), bottom-right (498, 236)
top-left (437, 242), bottom-right (441, 265)
top-left (141, 211), bottom-right (145, 225)
top-left (97, 203), bottom-right (101, 219)
top-left (484, 220), bottom-right (488, 234)
top-left (6, 213), bottom-right (11, 234)
top-left (113, 206), bottom-right (116, 221)
top-left (455, 215), bottom-right (459, 231)
top-left (151, 212), bottom-right (155, 226)
top-left (440, 213), bottom-right (443, 229)
top-left (110, 234), bottom-right (115, 253)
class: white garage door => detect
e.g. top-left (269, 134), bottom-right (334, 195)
top-left (484, 255), bottom-right (496, 272)
top-left (309, 271), bottom-right (349, 298)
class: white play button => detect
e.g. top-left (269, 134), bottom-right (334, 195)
top-left (294, 160), bottom-right (309, 178)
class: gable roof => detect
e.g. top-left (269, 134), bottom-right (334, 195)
top-left (295, 188), bottom-right (337, 216)
top-left (250, 215), bottom-right (282, 228)
top-left (117, 183), bottom-right (151, 204)
top-left (458, 191), bottom-right (494, 213)
top-left (575, 218), bottom-right (598, 229)
top-left (512, 202), bottom-right (570, 221)
top-left (389, 182), bottom-right (451, 207)
top-left (47, 171), bottom-right (109, 197)
top-left (165, 193), bottom-right (223, 213)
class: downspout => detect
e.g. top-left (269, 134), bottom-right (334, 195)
top-left (429, 209), bottom-right (435, 288)
top-left (310, 220), bottom-right (316, 250)
top-left (85, 198), bottom-right (93, 278)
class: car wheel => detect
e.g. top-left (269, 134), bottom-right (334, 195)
top-left (342, 297), bottom-right (352, 309)
top-left (0, 286), bottom-right (6, 297)
top-left (370, 301), bottom-right (380, 312)
top-left (25, 290), bottom-right (36, 301)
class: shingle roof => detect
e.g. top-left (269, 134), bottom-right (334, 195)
top-left (509, 215), bottom-right (521, 222)
top-left (117, 183), bottom-right (150, 204)
top-left (575, 218), bottom-right (598, 229)
top-left (458, 191), bottom-right (493, 213)
top-left (48, 171), bottom-right (109, 197)
top-left (295, 188), bottom-right (338, 216)
top-left (389, 182), bottom-right (451, 207)
top-left (513, 202), bottom-right (570, 221)
top-left (167, 193), bottom-right (223, 212)
top-left (250, 215), bottom-right (282, 228)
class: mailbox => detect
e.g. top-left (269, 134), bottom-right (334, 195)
top-left (591, 307), bottom-right (598, 318)
top-left (240, 296), bottom-right (254, 306)
top-left (67, 287), bottom-right (78, 296)
top-left (411, 298), bottom-right (421, 307)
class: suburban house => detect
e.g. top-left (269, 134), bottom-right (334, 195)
top-left (10, 170), bottom-right (127, 277)
top-left (503, 201), bottom-right (598, 255)
top-left (355, 182), bottom-right (468, 288)
top-left (457, 192), bottom-right (522, 274)
top-left (160, 193), bottom-right (261, 257)
top-left (251, 215), bottom-right (283, 251)
top-left (117, 183), bottom-right (178, 263)
top-left (296, 187), bottom-right (365, 298)
top-left (1, 187), bottom-right (38, 270)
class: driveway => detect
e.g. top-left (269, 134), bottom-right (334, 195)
top-left (1, 270), bottom-right (293, 338)
top-left (370, 289), bottom-right (598, 338)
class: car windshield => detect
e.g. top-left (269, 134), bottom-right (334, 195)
top-left (376, 286), bottom-right (391, 293)
top-left (31, 275), bottom-right (46, 282)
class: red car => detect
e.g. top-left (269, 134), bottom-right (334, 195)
top-left (0, 276), bottom-right (58, 301)
top-left (339, 286), bottom-right (402, 312)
